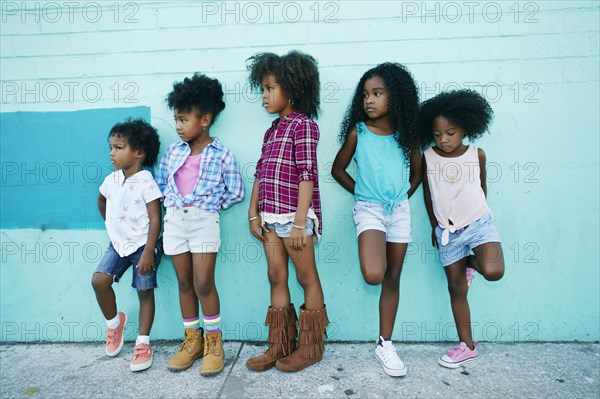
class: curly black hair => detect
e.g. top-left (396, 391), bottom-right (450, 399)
top-left (418, 89), bottom-right (494, 147)
top-left (166, 72), bottom-right (225, 125)
top-left (339, 62), bottom-right (419, 162)
top-left (109, 118), bottom-right (161, 167)
top-left (247, 50), bottom-right (320, 119)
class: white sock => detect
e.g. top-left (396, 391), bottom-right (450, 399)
top-left (106, 314), bottom-right (120, 330)
top-left (136, 335), bottom-right (150, 345)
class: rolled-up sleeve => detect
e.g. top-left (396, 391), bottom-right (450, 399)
top-left (294, 120), bottom-right (320, 183)
top-left (221, 150), bottom-right (245, 210)
top-left (155, 148), bottom-right (171, 194)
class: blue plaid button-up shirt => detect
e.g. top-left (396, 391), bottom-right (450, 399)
top-left (156, 138), bottom-right (244, 212)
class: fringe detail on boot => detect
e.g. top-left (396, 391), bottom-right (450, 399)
top-left (298, 329), bottom-right (325, 359)
top-left (297, 304), bottom-right (329, 359)
top-left (297, 305), bottom-right (329, 331)
top-left (264, 304), bottom-right (298, 358)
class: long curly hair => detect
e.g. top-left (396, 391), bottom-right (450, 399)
top-left (247, 50), bottom-right (320, 119)
top-left (418, 89), bottom-right (494, 147)
top-left (339, 62), bottom-right (419, 162)
top-left (166, 72), bottom-right (225, 125)
top-left (109, 118), bottom-right (161, 167)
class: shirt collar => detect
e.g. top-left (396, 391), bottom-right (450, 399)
top-left (176, 137), bottom-right (222, 150)
top-left (270, 111), bottom-right (303, 129)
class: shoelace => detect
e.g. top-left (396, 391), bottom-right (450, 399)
top-left (106, 328), bottom-right (118, 345)
top-left (179, 335), bottom-right (198, 352)
top-left (447, 344), bottom-right (465, 357)
top-left (132, 345), bottom-right (149, 360)
top-left (205, 336), bottom-right (217, 355)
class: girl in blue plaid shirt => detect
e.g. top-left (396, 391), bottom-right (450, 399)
top-left (156, 73), bottom-right (244, 376)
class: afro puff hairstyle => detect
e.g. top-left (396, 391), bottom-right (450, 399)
top-left (109, 118), bottom-right (161, 167)
top-left (247, 50), bottom-right (320, 119)
top-left (166, 72), bottom-right (225, 125)
top-left (418, 89), bottom-right (494, 147)
top-left (339, 62), bottom-right (419, 162)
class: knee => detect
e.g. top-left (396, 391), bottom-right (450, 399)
top-left (178, 277), bottom-right (195, 293)
top-left (447, 280), bottom-right (467, 298)
top-left (382, 274), bottom-right (400, 291)
top-left (295, 270), bottom-right (317, 290)
top-left (363, 270), bottom-right (384, 286)
top-left (267, 266), bottom-right (287, 286)
top-left (91, 273), bottom-right (111, 291)
top-left (194, 276), bottom-right (214, 297)
top-left (482, 267), bottom-right (504, 282)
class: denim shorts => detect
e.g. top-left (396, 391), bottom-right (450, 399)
top-left (435, 212), bottom-right (501, 267)
top-left (352, 199), bottom-right (412, 243)
top-left (94, 239), bottom-right (163, 291)
top-left (265, 218), bottom-right (315, 239)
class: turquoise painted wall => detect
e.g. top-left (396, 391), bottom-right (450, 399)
top-left (1, 1), bottom-right (598, 342)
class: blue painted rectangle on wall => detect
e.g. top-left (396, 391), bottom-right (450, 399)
top-left (0, 106), bottom-right (151, 230)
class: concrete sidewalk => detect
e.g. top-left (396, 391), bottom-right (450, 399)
top-left (1, 342), bottom-right (598, 398)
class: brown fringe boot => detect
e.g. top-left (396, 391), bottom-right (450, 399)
top-left (275, 304), bottom-right (329, 372)
top-left (246, 304), bottom-right (298, 371)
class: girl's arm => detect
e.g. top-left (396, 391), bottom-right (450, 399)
top-left (155, 147), bottom-right (170, 194)
top-left (220, 151), bottom-right (245, 209)
top-left (407, 145), bottom-right (422, 198)
top-left (331, 127), bottom-right (358, 194)
top-left (478, 148), bottom-right (487, 197)
top-left (421, 155), bottom-right (438, 248)
top-left (292, 180), bottom-right (314, 249)
top-left (248, 179), bottom-right (268, 244)
top-left (98, 194), bottom-right (107, 221)
top-left (291, 120), bottom-right (320, 250)
top-left (138, 199), bottom-right (161, 276)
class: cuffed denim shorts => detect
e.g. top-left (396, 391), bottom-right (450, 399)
top-left (265, 217), bottom-right (315, 239)
top-left (94, 239), bottom-right (163, 291)
top-left (352, 199), bottom-right (412, 243)
top-left (435, 212), bottom-right (501, 267)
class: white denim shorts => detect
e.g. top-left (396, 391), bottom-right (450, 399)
top-left (352, 199), bottom-right (412, 243)
top-left (163, 207), bottom-right (220, 255)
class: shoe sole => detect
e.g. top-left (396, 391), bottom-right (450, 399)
top-left (166, 353), bottom-right (203, 371)
top-left (130, 358), bottom-right (152, 372)
top-left (375, 354), bottom-right (407, 377)
top-left (106, 312), bottom-right (128, 357)
top-left (200, 363), bottom-right (224, 376)
top-left (438, 355), bottom-right (477, 369)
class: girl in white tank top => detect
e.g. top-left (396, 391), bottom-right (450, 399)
top-left (419, 89), bottom-right (505, 369)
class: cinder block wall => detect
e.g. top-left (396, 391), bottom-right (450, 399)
top-left (1, 1), bottom-right (598, 342)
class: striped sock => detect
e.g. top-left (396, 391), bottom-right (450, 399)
top-left (203, 313), bottom-right (221, 333)
top-left (183, 316), bottom-right (200, 330)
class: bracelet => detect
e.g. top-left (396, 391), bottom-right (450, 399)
top-left (248, 216), bottom-right (259, 222)
top-left (292, 223), bottom-right (306, 229)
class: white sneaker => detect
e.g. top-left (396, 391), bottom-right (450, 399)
top-left (374, 336), bottom-right (407, 377)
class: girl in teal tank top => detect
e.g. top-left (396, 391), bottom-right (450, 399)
top-left (332, 63), bottom-right (422, 377)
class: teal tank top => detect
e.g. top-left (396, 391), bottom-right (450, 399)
top-left (354, 122), bottom-right (410, 214)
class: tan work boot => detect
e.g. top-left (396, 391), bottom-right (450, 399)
top-left (276, 304), bottom-right (329, 372)
top-left (200, 331), bottom-right (224, 376)
top-left (246, 304), bottom-right (297, 371)
top-left (167, 328), bottom-right (204, 371)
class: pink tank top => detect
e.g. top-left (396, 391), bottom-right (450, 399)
top-left (424, 146), bottom-right (491, 245)
top-left (174, 154), bottom-right (201, 199)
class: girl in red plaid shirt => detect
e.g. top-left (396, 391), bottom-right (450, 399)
top-left (245, 51), bottom-right (329, 373)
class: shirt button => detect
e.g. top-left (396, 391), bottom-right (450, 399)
top-left (183, 209), bottom-right (188, 213)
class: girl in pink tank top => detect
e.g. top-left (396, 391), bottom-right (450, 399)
top-left (419, 89), bottom-right (505, 369)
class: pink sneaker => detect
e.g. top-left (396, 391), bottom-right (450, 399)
top-left (130, 343), bottom-right (153, 371)
top-left (439, 341), bottom-right (478, 368)
top-left (105, 311), bottom-right (127, 357)
top-left (466, 268), bottom-right (475, 288)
